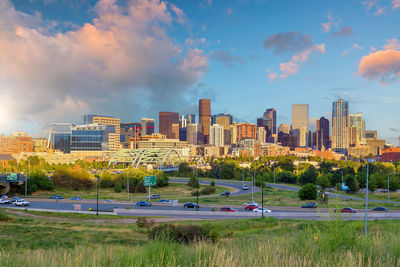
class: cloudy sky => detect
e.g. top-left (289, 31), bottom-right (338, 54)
top-left (0, 0), bottom-right (399, 144)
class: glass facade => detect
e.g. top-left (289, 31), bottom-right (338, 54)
top-left (53, 133), bottom-right (71, 153)
top-left (71, 125), bottom-right (114, 151)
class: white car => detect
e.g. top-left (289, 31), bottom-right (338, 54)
top-left (0, 198), bottom-right (11, 204)
top-left (242, 184), bottom-right (249, 190)
top-left (243, 201), bottom-right (259, 206)
top-left (13, 199), bottom-right (30, 206)
top-left (253, 207), bottom-right (272, 213)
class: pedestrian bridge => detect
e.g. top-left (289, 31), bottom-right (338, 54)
top-left (108, 148), bottom-right (181, 171)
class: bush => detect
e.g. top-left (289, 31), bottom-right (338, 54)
top-left (191, 190), bottom-right (200, 196)
top-left (299, 167), bottom-right (318, 185)
top-left (30, 171), bottom-right (54, 191)
top-left (200, 185), bottom-right (216, 195)
top-left (298, 183), bottom-right (318, 200)
top-left (136, 217), bottom-right (154, 229)
top-left (345, 175), bottom-right (359, 193)
top-left (316, 175), bottom-right (331, 189)
top-left (149, 224), bottom-right (218, 244)
top-left (114, 182), bottom-right (122, 193)
top-left (100, 171), bottom-right (114, 188)
top-left (210, 181), bottom-right (215, 187)
top-left (277, 171), bottom-right (297, 184)
top-left (135, 180), bottom-right (146, 193)
top-left (187, 176), bottom-right (199, 188)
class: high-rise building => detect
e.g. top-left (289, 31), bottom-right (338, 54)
top-left (199, 99), bottom-right (211, 144)
top-left (278, 124), bottom-right (290, 134)
top-left (292, 104), bottom-right (309, 147)
top-left (332, 98), bottom-right (349, 154)
top-left (209, 124), bottom-right (224, 147)
top-left (159, 112), bottom-right (179, 139)
top-left (212, 113), bottom-right (233, 145)
top-left (71, 124), bottom-right (116, 151)
top-left (187, 123), bottom-right (203, 145)
top-left (365, 130), bottom-right (377, 139)
top-left (84, 115), bottom-right (121, 151)
top-left (349, 126), bottom-right (358, 147)
top-left (316, 117), bottom-right (329, 150)
top-left (0, 132), bottom-right (34, 155)
top-left (120, 123), bottom-right (141, 149)
top-left (236, 123), bottom-right (257, 140)
top-left (141, 118), bottom-right (155, 136)
top-left (257, 127), bottom-right (266, 143)
top-left (171, 123), bottom-right (180, 140)
top-left (263, 108), bottom-right (277, 135)
top-left (350, 113), bottom-right (365, 145)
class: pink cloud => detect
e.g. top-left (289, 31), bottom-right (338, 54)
top-left (374, 6), bottom-right (386, 15)
top-left (393, 0), bottom-right (400, 9)
top-left (268, 73), bottom-right (277, 82)
top-left (362, 0), bottom-right (378, 10)
top-left (357, 50), bottom-right (400, 83)
top-left (321, 13), bottom-right (338, 32)
top-left (226, 7), bottom-right (233, 15)
top-left (383, 38), bottom-right (400, 50)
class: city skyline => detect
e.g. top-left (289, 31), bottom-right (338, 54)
top-left (0, 0), bottom-right (399, 144)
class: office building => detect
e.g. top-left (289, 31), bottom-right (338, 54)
top-left (236, 123), bottom-right (257, 140)
top-left (209, 124), bottom-right (224, 147)
top-left (71, 124), bottom-right (116, 151)
top-left (199, 99), bottom-right (211, 144)
top-left (141, 118), bottom-right (155, 136)
top-left (159, 112), bottom-right (179, 139)
top-left (48, 123), bottom-right (72, 153)
top-left (84, 115), bottom-right (120, 151)
top-left (278, 124), bottom-right (290, 134)
top-left (292, 104), bottom-right (309, 147)
top-left (0, 132), bottom-right (34, 155)
top-left (212, 113), bottom-right (233, 145)
top-left (263, 108), bottom-right (277, 135)
top-left (365, 130), bottom-right (377, 139)
top-left (350, 113), bottom-right (365, 145)
top-left (171, 123), bottom-right (180, 140)
top-left (120, 123), bottom-right (141, 149)
top-left (331, 98), bottom-right (349, 154)
top-left (187, 123), bottom-right (203, 145)
top-left (316, 117), bottom-right (329, 150)
top-left (257, 127), bottom-right (266, 143)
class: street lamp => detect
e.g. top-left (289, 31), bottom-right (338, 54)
top-left (387, 172), bottom-right (397, 201)
top-left (192, 166), bottom-right (199, 211)
top-left (364, 159), bottom-right (375, 236)
top-left (95, 175), bottom-right (100, 216)
top-left (248, 169), bottom-right (255, 202)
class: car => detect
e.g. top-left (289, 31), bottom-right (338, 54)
top-left (220, 207), bottom-right (237, 212)
top-left (70, 197), bottom-right (82, 201)
top-left (301, 202), bottom-right (318, 208)
top-left (157, 199), bottom-right (173, 203)
top-left (243, 201), bottom-right (259, 206)
top-left (220, 191), bottom-right (231, 197)
top-left (0, 198), bottom-right (11, 204)
top-left (372, 207), bottom-right (388, 212)
top-left (242, 184), bottom-right (249, 190)
top-left (335, 207), bottom-right (357, 213)
top-left (245, 204), bottom-right (259, 211)
top-left (0, 195), bottom-right (8, 198)
top-left (183, 202), bottom-right (200, 208)
top-left (13, 199), bottom-right (29, 206)
top-left (136, 201), bottom-right (152, 207)
top-left (11, 197), bottom-right (22, 203)
top-left (49, 195), bottom-right (63, 200)
top-left (148, 194), bottom-right (160, 200)
top-left (253, 207), bottom-right (272, 213)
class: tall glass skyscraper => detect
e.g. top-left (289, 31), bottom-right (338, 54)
top-left (332, 98), bottom-right (349, 154)
top-left (292, 104), bottom-right (309, 147)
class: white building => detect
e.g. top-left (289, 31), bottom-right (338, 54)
top-left (209, 124), bottom-right (224, 147)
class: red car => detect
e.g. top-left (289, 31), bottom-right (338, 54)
top-left (244, 204), bottom-right (259, 211)
top-left (335, 207), bottom-right (357, 213)
top-left (220, 207), bottom-right (237, 212)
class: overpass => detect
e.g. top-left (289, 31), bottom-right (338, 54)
top-left (0, 173), bottom-right (27, 194)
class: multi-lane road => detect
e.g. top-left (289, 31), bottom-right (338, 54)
top-left (2, 177), bottom-right (399, 220)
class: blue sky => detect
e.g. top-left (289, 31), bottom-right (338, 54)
top-left (1, 0), bottom-right (400, 144)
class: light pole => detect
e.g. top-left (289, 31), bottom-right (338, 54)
top-left (261, 169), bottom-right (264, 219)
top-left (273, 166), bottom-right (276, 184)
top-left (96, 175), bottom-right (100, 216)
top-left (25, 158), bottom-right (30, 197)
top-left (364, 159), bottom-right (374, 236)
top-left (127, 175), bottom-right (130, 201)
top-left (387, 172), bottom-right (397, 201)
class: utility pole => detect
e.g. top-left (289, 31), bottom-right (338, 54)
top-left (252, 170), bottom-right (254, 202)
top-left (96, 175), bottom-right (100, 216)
top-left (25, 158), bottom-right (30, 197)
top-left (273, 166), bottom-right (276, 184)
top-left (388, 172), bottom-right (396, 201)
top-left (261, 169), bottom-right (264, 219)
top-left (127, 176), bottom-right (130, 201)
top-left (365, 159), bottom-right (374, 236)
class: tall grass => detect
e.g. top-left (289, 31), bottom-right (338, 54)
top-left (1, 218), bottom-right (400, 266)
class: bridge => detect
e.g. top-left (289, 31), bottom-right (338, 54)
top-left (108, 148), bottom-right (181, 171)
top-left (0, 173), bottom-right (27, 194)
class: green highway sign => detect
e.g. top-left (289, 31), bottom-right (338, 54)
top-left (144, 175), bottom-right (157, 186)
top-left (6, 173), bottom-right (18, 181)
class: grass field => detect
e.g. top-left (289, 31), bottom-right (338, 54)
top-left (28, 183), bottom-right (231, 201)
top-left (1, 209), bottom-right (400, 266)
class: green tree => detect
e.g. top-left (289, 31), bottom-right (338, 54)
top-left (114, 182), bottom-right (122, 193)
top-left (298, 183), bottom-right (318, 200)
top-left (316, 174), bottom-right (331, 189)
top-left (345, 175), bottom-right (359, 193)
top-left (30, 171), bottom-right (54, 191)
top-left (299, 166), bottom-right (318, 185)
top-left (187, 176), bottom-right (199, 188)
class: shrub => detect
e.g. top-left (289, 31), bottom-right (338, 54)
top-left (114, 182), bottom-right (122, 193)
top-left (345, 175), bottom-right (359, 193)
top-left (316, 174), bottom-right (331, 189)
top-left (299, 167), bottom-right (318, 185)
top-left (136, 217), bottom-right (154, 229)
top-left (100, 171), bottom-right (114, 188)
top-left (200, 185), bottom-right (216, 195)
top-left (135, 180), bottom-right (146, 193)
top-left (210, 181), bottom-right (215, 187)
top-left (191, 190), bottom-right (200, 196)
top-left (149, 224), bottom-right (218, 244)
top-left (187, 176), bottom-right (199, 188)
top-left (298, 183), bottom-right (318, 200)
top-left (30, 171), bottom-right (54, 191)
top-left (277, 171), bottom-right (297, 184)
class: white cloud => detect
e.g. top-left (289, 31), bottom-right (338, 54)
top-left (0, 0), bottom-right (208, 134)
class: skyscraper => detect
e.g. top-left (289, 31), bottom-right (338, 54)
top-left (257, 127), bottom-right (266, 143)
top-left (141, 118), bottom-right (155, 136)
top-left (199, 99), bottom-right (211, 144)
top-left (349, 113), bottom-right (365, 145)
top-left (120, 122), bottom-right (141, 149)
top-left (159, 112), bottom-right (179, 139)
top-left (263, 108), bottom-right (276, 135)
top-left (332, 98), bottom-right (349, 154)
top-left (212, 113), bottom-right (233, 145)
top-left (84, 115), bottom-right (120, 151)
top-left (292, 104), bottom-right (309, 147)
top-left (316, 117), bottom-right (329, 150)
top-left (209, 124), bottom-right (224, 147)
top-left (187, 123), bottom-right (203, 145)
